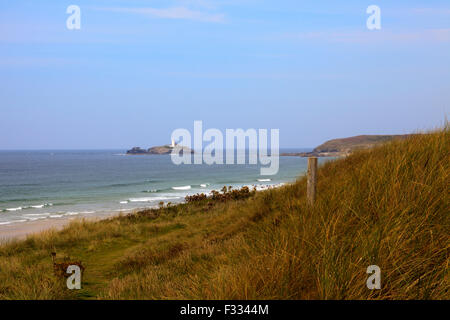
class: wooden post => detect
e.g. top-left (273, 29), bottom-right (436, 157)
top-left (307, 157), bottom-right (318, 206)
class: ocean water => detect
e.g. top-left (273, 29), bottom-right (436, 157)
top-left (0, 149), bottom-right (320, 226)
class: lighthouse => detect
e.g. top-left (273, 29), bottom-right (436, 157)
top-left (171, 139), bottom-right (176, 148)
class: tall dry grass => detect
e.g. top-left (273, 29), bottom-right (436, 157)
top-left (103, 127), bottom-right (449, 299)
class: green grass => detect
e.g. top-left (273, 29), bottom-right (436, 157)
top-left (0, 126), bottom-right (448, 299)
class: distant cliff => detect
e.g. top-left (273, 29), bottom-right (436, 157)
top-left (127, 145), bottom-right (194, 155)
top-left (282, 134), bottom-right (413, 157)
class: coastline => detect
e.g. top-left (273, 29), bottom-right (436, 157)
top-left (0, 149), bottom-right (309, 238)
top-left (0, 183), bottom-right (287, 242)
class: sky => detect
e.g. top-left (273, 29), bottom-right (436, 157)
top-left (0, 0), bottom-right (449, 149)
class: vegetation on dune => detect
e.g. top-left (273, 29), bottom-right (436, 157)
top-left (0, 127), bottom-right (448, 300)
top-left (185, 185), bottom-right (255, 203)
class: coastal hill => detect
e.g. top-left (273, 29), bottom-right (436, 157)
top-left (282, 134), bottom-right (412, 157)
top-left (0, 128), bottom-right (447, 299)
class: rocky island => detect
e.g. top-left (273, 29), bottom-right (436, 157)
top-left (281, 134), bottom-right (413, 157)
top-left (127, 140), bottom-right (194, 155)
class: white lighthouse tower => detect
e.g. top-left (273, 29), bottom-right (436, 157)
top-left (171, 138), bottom-right (176, 148)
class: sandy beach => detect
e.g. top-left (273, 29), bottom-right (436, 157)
top-left (0, 218), bottom-right (78, 242)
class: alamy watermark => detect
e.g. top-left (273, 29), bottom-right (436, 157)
top-left (65, 5), bottom-right (381, 32)
top-left (66, 265), bottom-right (82, 289)
top-left (366, 5), bottom-right (381, 30)
top-left (66, 5), bottom-right (81, 30)
top-left (61, 262), bottom-right (381, 290)
top-left (366, 265), bottom-right (381, 290)
top-left (170, 121), bottom-right (279, 176)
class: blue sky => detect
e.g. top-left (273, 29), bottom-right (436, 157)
top-left (0, 0), bottom-right (449, 149)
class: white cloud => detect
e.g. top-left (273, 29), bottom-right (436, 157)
top-left (98, 6), bottom-right (225, 23)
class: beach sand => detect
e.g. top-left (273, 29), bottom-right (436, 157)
top-left (0, 218), bottom-right (76, 243)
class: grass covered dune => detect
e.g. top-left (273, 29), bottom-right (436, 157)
top-left (0, 128), bottom-right (448, 300)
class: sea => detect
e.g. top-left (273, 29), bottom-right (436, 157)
top-left (0, 149), bottom-right (324, 226)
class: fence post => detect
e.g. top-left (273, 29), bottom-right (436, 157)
top-left (307, 157), bottom-right (318, 206)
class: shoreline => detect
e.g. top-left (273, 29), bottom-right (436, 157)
top-left (0, 218), bottom-right (75, 242)
top-left (0, 215), bottom-right (115, 243)
top-left (0, 183), bottom-right (287, 243)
